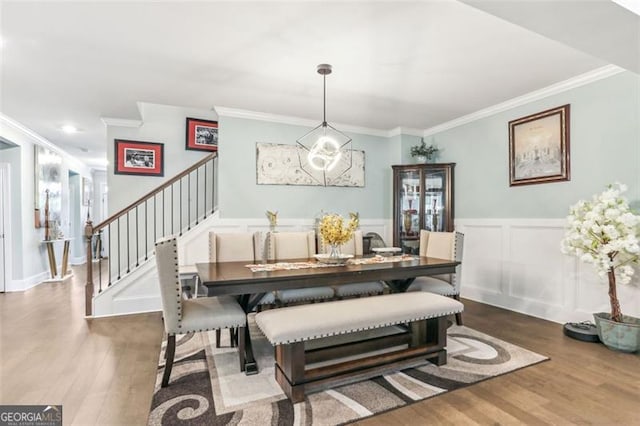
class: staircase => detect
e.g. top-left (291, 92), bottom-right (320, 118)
top-left (84, 153), bottom-right (218, 316)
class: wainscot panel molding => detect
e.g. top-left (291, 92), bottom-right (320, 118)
top-left (92, 212), bottom-right (392, 317)
top-left (456, 218), bottom-right (640, 324)
top-left (92, 258), bottom-right (161, 317)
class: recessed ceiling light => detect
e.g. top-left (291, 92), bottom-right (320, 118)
top-left (61, 124), bottom-right (78, 133)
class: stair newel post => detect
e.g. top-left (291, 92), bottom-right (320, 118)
top-left (85, 218), bottom-right (94, 316)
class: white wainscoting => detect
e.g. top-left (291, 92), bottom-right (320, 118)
top-left (456, 218), bottom-right (640, 324)
top-left (92, 213), bottom-right (392, 317)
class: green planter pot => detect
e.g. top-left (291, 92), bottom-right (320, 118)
top-left (593, 312), bottom-right (640, 353)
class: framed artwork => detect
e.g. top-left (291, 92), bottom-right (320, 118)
top-left (82, 177), bottom-right (93, 206)
top-left (34, 146), bottom-right (62, 228)
top-left (186, 117), bottom-right (218, 151)
top-left (114, 139), bottom-right (164, 176)
top-left (509, 104), bottom-right (570, 186)
top-left (256, 142), bottom-right (365, 187)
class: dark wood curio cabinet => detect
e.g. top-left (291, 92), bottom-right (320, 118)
top-left (392, 163), bottom-right (455, 254)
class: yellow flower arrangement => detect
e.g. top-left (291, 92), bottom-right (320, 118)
top-left (319, 213), bottom-right (359, 246)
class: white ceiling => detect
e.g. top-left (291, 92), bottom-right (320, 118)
top-left (1, 1), bottom-right (638, 169)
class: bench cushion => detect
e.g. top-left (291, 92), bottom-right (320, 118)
top-left (255, 292), bottom-right (463, 345)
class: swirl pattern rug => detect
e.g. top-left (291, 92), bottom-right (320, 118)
top-left (148, 316), bottom-right (547, 425)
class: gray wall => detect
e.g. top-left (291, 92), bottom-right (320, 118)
top-left (107, 103), bottom-right (219, 213)
top-left (107, 72), bottom-right (639, 226)
top-left (107, 103), bottom-right (409, 220)
top-left (218, 117), bottom-right (397, 219)
top-left (431, 71), bottom-right (639, 218)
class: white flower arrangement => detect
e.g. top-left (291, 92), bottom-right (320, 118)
top-left (561, 183), bottom-right (640, 322)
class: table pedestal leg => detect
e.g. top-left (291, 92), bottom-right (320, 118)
top-left (236, 293), bottom-right (266, 375)
top-left (385, 277), bottom-right (415, 293)
top-left (61, 240), bottom-right (70, 277)
top-left (45, 243), bottom-right (57, 279)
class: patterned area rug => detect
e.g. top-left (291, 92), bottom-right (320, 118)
top-left (148, 316), bottom-right (548, 425)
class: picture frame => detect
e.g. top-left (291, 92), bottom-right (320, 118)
top-left (509, 104), bottom-right (570, 186)
top-left (186, 117), bottom-right (218, 152)
top-left (114, 139), bottom-right (164, 177)
top-left (34, 145), bottom-right (62, 228)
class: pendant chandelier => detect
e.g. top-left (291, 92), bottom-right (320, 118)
top-left (297, 64), bottom-right (353, 186)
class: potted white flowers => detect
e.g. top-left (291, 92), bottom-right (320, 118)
top-left (561, 183), bottom-right (640, 352)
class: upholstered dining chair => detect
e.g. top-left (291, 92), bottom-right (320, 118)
top-left (265, 231), bottom-right (335, 304)
top-left (407, 230), bottom-right (465, 325)
top-left (319, 230), bottom-right (387, 298)
top-left (155, 235), bottom-right (247, 387)
top-left (209, 231), bottom-right (277, 307)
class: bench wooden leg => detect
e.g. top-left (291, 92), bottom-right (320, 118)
top-left (275, 342), bottom-right (306, 403)
top-left (272, 316), bottom-right (452, 402)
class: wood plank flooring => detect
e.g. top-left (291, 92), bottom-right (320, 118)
top-left (1, 264), bottom-right (638, 425)
top-left (0, 264), bottom-right (163, 425)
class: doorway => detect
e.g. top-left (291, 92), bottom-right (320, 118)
top-left (0, 163), bottom-right (11, 292)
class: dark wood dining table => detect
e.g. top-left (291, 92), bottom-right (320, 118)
top-left (196, 255), bottom-right (460, 375)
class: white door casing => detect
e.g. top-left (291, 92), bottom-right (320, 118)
top-left (0, 163), bottom-right (11, 292)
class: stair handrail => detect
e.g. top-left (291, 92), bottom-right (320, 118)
top-left (91, 152), bottom-right (217, 233)
top-left (84, 152), bottom-right (217, 316)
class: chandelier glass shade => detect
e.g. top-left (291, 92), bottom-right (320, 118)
top-left (297, 64), bottom-right (353, 186)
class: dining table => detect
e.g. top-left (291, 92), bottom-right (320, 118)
top-left (196, 254), bottom-right (460, 375)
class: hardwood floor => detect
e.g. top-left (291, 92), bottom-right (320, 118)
top-left (1, 264), bottom-right (638, 425)
top-left (0, 264), bottom-right (163, 425)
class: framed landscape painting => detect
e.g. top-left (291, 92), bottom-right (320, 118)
top-left (186, 117), bottom-right (218, 152)
top-left (114, 139), bottom-right (164, 177)
top-left (509, 104), bottom-right (570, 186)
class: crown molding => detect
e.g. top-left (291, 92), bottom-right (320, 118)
top-left (1, 113), bottom-right (63, 153)
top-left (216, 65), bottom-right (623, 140)
top-left (214, 106), bottom-right (391, 138)
top-left (100, 117), bottom-right (143, 128)
top-left (0, 113), bottom-right (94, 173)
top-left (423, 65), bottom-right (625, 136)
top-left (387, 127), bottom-right (424, 138)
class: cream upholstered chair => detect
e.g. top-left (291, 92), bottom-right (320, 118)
top-left (155, 236), bottom-right (246, 387)
top-left (209, 231), bottom-right (276, 305)
top-left (407, 230), bottom-right (465, 325)
top-left (320, 230), bottom-right (386, 298)
top-left (265, 231), bottom-right (335, 303)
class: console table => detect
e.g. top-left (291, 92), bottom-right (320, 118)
top-left (42, 239), bottom-right (72, 281)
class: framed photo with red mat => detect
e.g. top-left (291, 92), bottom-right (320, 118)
top-left (114, 139), bottom-right (164, 177)
top-left (186, 117), bottom-right (218, 152)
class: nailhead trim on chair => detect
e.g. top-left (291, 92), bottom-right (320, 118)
top-left (156, 236), bottom-right (247, 333)
top-left (451, 232), bottom-right (463, 293)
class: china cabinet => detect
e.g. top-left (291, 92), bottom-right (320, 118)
top-left (392, 163), bottom-right (455, 254)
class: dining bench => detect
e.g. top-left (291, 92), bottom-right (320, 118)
top-left (255, 292), bottom-right (464, 403)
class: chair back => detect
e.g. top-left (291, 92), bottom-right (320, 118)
top-left (419, 230), bottom-right (464, 292)
top-left (209, 231), bottom-right (260, 263)
top-left (319, 230), bottom-right (363, 255)
top-left (266, 231), bottom-right (316, 261)
top-left (155, 236), bottom-right (182, 334)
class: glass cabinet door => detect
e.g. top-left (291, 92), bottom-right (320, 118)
top-left (397, 169), bottom-right (421, 254)
top-left (423, 169), bottom-right (448, 232)
top-left (392, 163), bottom-right (455, 253)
